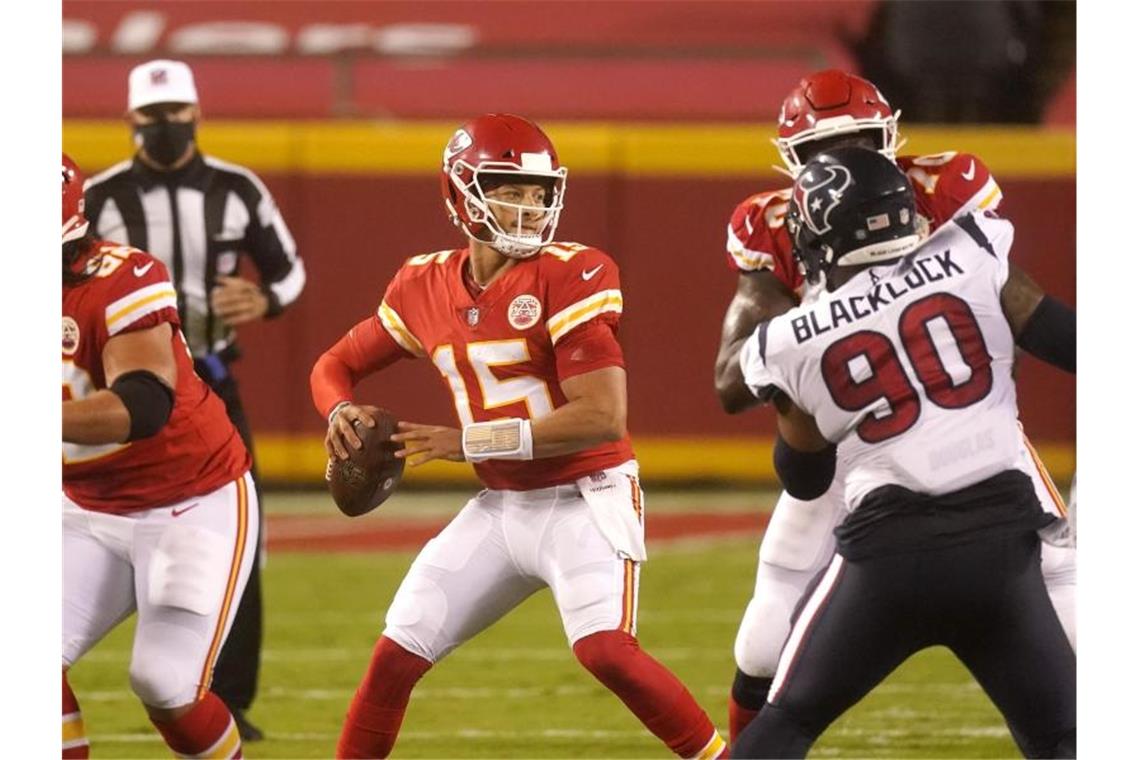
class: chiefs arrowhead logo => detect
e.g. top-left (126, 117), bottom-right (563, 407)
top-left (443, 128), bottom-right (473, 164)
top-left (792, 164), bottom-right (853, 236)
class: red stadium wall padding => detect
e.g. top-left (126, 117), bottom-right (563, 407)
top-left (225, 174), bottom-right (1074, 447)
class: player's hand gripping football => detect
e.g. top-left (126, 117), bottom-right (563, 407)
top-left (325, 403), bottom-right (377, 460)
top-left (390, 421), bottom-right (465, 466)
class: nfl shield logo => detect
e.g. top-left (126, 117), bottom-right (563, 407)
top-left (466, 307), bottom-right (480, 327)
top-left (150, 68), bottom-right (168, 85)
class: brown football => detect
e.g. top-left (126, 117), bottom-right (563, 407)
top-left (325, 406), bottom-right (405, 517)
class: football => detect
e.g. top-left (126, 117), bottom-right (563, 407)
top-left (325, 406), bottom-right (405, 517)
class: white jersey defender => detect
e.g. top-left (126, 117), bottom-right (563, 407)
top-left (742, 212), bottom-right (1030, 509)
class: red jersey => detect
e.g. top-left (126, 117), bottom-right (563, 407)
top-left (63, 242), bottom-right (250, 514)
top-left (377, 242), bottom-right (635, 490)
top-left (725, 151), bottom-right (1003, 294)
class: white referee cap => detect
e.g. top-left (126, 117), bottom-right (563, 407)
top-left (128, 59), bottom-right (198, 111)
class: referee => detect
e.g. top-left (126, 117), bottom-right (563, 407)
top-left (84, 59), bottom-right (306, 742)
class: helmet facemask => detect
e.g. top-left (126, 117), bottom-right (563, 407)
top-left (446, 158), bottom-right (567, 259)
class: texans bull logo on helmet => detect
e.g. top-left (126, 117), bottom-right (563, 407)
top-left (792, 164), bottom-right (853, 236)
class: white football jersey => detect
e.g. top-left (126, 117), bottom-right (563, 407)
top-left (740, 212), bottom-right (1030, 509)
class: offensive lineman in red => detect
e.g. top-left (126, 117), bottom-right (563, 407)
top-left (62, 154), bottom-right (255, 759)
top-left (712, 70), bottom-right (1076, 744)
top-left (310, 114), bottom-right (728, 759)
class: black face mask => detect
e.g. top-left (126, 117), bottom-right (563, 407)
top-left (134, 121), bottom-right (196, 167)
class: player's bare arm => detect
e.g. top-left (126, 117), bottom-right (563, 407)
top-left (532, 365), bottom-right (627, 456)
top-left (63, 323), bottom-right (177, 444)
top-left (1000, 262), bottom-right (1076, 373)
top-left (771, 392), bottom-right (829, 452)
top-left (391, 366), bottom-right (627, 466)
top-left (770, 396), bottom-right (836, 501)
top-left (714, 270), bottom-right (797, 414)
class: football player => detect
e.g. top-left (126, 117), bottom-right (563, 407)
top-left (712, 69), bottom-right (1076, 741)
top-left (727, 147), bottom-right (1075, 758)
top-left (62, 154), bottom-right (256, 758)
top-left (309, 114), bottom-right (728, 759)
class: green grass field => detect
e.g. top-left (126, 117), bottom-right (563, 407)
top-left (68, 489), bottom-right (1019, 758)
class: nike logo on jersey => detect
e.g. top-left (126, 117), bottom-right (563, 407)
top-left (171, 502), bottom-right (199, 517)
top-left (133, 262), bottom-right (154, 277)
top-left (582, 265), bottom-right (604, 281)
top-left (961, 161), bottom-right (976, 182)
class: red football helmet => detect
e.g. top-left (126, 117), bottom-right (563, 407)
top-left (62, 153), bottom-right (89, 244)
top-left (774, 70), bottom-right (902, 176)
top-left (441, 113), bottom-right (567, 258)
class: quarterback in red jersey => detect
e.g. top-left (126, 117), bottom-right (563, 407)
top-left (61, 154), bottom-right (255, 759)
top-left (310, 115), bottom-right (727, 759)
top-left (711, 71), bottom-right (1076, 743)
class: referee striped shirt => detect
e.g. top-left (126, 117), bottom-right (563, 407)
top-left (83, 152), bottom-right (305, 358)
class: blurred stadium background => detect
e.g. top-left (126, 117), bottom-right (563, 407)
top-left (62, 1), bottom-right (1076, 757)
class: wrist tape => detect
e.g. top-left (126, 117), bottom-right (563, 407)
top-left (462, 418), bottom-right (534, 462)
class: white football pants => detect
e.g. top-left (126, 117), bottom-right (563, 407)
top-left (383, 462), bottom-right (645, 663)
top-left (62, 472), bottom-right (258, 709)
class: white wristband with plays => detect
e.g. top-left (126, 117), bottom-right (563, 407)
top-left (462, 418), bottom-right (534, 462)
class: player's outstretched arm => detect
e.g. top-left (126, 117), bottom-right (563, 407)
top-left (1000, 264), bottom-right (1076, 373)
top-left (63, 323), bottom-right (177, 444)
top-left (715, 271), bottom-right (797, 414)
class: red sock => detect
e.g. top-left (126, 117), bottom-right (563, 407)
top-left (150, 692), bottom-right (242, 758)
top-left (573, 631), bottom-right (727, 758)
top-left (337, 636), bottom-right (433, 759)
top-left (62, 671), bottom-right (89, 759)
top-left (728, 693), bottom-right (760, 746)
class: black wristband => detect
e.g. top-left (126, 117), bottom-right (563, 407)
top-left (774, 435), bottom-right (837, 501)
top-left (110, 370), bottom-right (175, 441)
top-left (261, 284), bottom-right (284, 318)
top-left (1016, 295), bottom-right (1075, 373)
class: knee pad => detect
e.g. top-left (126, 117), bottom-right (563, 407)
top-left (758, 488), bottom-right (844, 572)
top-left (147, 524), bottom-right (232, 616)
top-left (572, 630), bottom-right (638, 685)
top-left (383, 573), bottom-right (449, 663)
top-left (733, 564), bottom-right (817, 678)
top-left (129, 650), bottom-right (197, 709)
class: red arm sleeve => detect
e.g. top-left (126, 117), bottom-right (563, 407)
top-left (309, 316), bottom-right (411, 419)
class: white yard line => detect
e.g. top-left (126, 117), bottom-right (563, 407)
top-left (92, 724), bottom-right (1008, 745)
top-left (80, 645), bottom-right (724, 664)
top-left (92, 727), bottom-right (659, 743)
